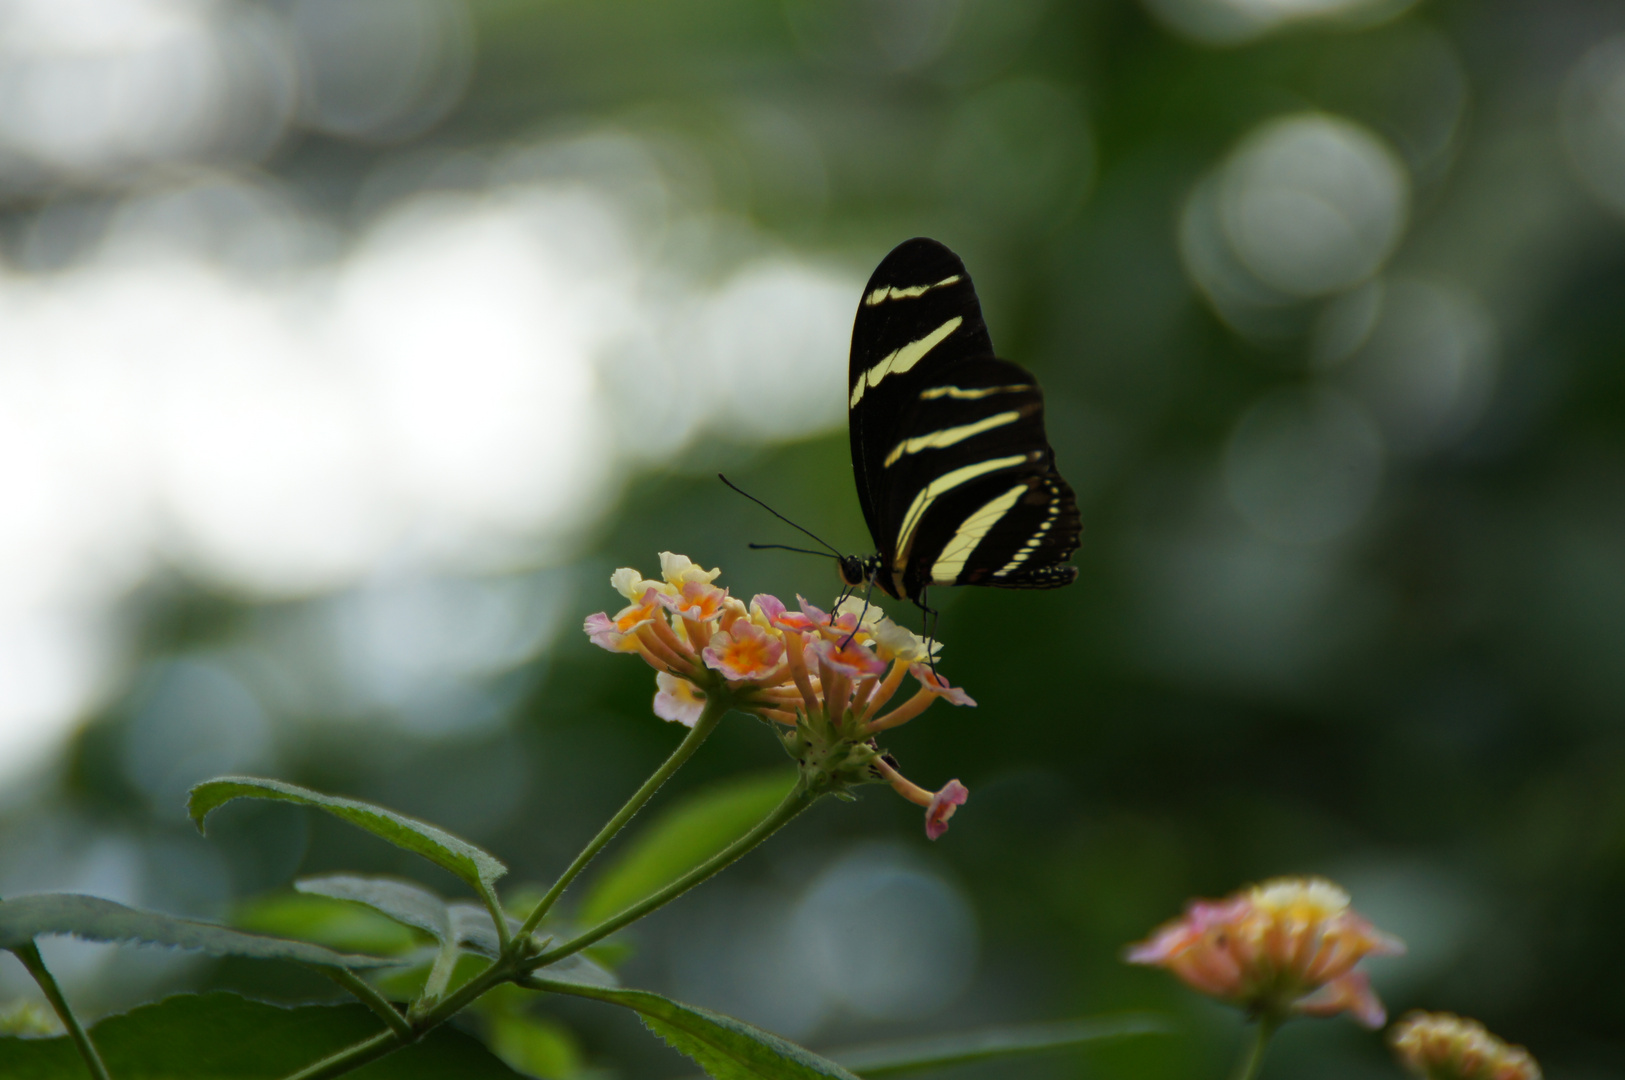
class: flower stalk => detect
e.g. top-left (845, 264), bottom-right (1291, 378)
top-left (273, 752), bottom-right (812, 1080)
top-left (1232, 1014), bottom-right (1281, 1080)
top-left (281, 1028), bottom-right (400, 1080)
top-left (528, 775), bottom-right (819, 967)
top-left (318, 966), bottom-right (412, 1040)
top-left (275, 762), bottom-right (824, 1080)
top-left (516, 694), bottom-right (728, 941)
top-left (8, 939), bottom-right (112, 1080)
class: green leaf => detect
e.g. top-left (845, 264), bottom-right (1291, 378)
top-left (519, 950), bottom-right (618, 991)
top-left (485, 1014), bottom-right (586, 1080)
top-left (450, 900), bottom-right (515, 957)
top-left (188, 776), bottom-right (508, 916)
top-left (0, 894), bottom-right (398, 968)
top-left (578, 770), bottom-right (795, 926)
top-left (826, 1015), bottom-right (1174, 1077)
top-left (288, 883), bottom-right (499, 1004)
top-left (370, 950), bottom-right (473, 1004)
top-left (233, 892), bottom-right (421, 956)
top-left (527, 980), bottom-right (859, 1080)
top-left (582, 939), bottom-right (634, 970)
top-left (0, 991), bottom-right (525, 1079)
top-left (296, 874), bottom-right (453, 944)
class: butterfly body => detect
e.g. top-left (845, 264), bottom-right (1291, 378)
top-left (847, 238), bottom-right (1080, 604)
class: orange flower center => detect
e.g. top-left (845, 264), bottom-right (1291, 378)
top-left (680, 584), bottom-right (725, 620)
top-left (720, 634), bottom-right (775, 675)
top-left (616, 600), bottom-right (658, 631)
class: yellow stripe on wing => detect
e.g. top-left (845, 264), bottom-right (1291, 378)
top-left (892, 454), bottom-right (1029, 571)
top-left (882, 410), bottom-right (1023, 468)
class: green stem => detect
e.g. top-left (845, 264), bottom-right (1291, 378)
top-left (515, 693), bottom-right (729, 943)
top-left (280, 1029), bottom-right (400, 1080)
top-left (1231, 1014), bottom-right (1281, 1080)
top-left (271, 779), bottom-right (818, 1080)
top-left (272, 692), bottom-right (744, 1080)
top-left (419, 955), bottom-right (512, 1024)
top-left (282, 957), bottom-right (517, 1080)
top-left (10, 942), bottom-right (112, 1080)
top-left (317, 966), bottom-right (411, 1041)
top-left (481, 890), bottom-right (513, 956)
top-left (416, 939), bottom-right (461, 1012)
top-left (529, 776), bottom-right (819, 968)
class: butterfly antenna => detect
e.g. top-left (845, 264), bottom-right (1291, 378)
top-left (718, 474), bottom-right (845, 558)
top-left (748, 543), bottom-right (839, 560)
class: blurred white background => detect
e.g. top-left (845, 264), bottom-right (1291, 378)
top-left (0, 0), bottom-right (858, 790)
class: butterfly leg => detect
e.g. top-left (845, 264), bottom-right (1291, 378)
top-left (840, 574), bottom-right (878, 650)
top-left (914, 588), bottom-right (944, 682)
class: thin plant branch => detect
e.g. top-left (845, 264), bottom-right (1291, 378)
top-left (268, 756), bottom-right (819, 1080)
top-left (316, 966), bottom-right (411, 1041)
top-left (1232, 1014), bottom-right (1282, 1080)
top-left (280, 1028), bottom-right (400, 1080)
top-left (515, 694), bottom-right (729, 942)
top-left (529, 777), bottom-right (819, 967)
top-left (9, 940), bottom-right (112, 1080)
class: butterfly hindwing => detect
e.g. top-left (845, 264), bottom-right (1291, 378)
top-left (848, 238), bottom-right (1080, 602)
top-left (882, 357), bottom-right (1080, 598)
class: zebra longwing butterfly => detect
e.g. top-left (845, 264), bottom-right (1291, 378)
top-left (843, 237), bottom-right (1080, 605)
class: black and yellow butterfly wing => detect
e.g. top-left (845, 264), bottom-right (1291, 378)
top-left (848, 237), bottom-right (1080, 602)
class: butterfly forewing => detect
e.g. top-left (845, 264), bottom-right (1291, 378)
top-left (848, 238), bottom-right (1080, 602)
top-left (849, 239), bottom-right (994, 561)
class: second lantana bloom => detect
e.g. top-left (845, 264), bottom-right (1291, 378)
top-left (1126, 876), bottom-right (1404, 1028)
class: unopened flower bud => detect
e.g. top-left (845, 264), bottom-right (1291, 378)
top-left (925, 780), bottom-right (968, 839)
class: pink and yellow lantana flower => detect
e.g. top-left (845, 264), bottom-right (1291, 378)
top-left (1391, 1012), bottom-right (1542, 1080)
top-left (584, 552), bottom-right (976, 838)
top-left (1125, 876), bottom-right (1404, 1028)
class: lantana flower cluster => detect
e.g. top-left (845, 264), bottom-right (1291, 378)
top-left (585, 553), bottom-right (974, 838)
top-left (1391, 1012), bottom-right (1542, 1080)
top-left (1126, 876), bottom-right (1404, 1029)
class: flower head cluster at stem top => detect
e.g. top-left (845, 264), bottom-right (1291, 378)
top-left (584, 552), bottom-right (975, 838)
top-left (1125, 876), bottom-right (1404, 1029)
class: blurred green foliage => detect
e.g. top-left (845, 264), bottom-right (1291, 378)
top-left (2, 993), bottom-right (524, 1079)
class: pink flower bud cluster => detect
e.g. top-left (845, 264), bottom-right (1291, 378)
top-left (1125, 877), bottom-right (1404, 1028)
top-left (584, 552), bottom-right (975, 837)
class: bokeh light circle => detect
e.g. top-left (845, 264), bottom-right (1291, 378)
top-left (290, 0), bottom-right (473, 143)
top-left (794, 845), bottom-right (977, 1021)
top-left (1181, 113), bottom-right (1410, 336)
top-left (1561, 35), bottom-right (1625, 220)
top-left (1217, 113), bottom-right (1409, 298)
top-left (1224, 386), bottom-right (1384, 544)
top-left (1141, 0), bottom-right (1419, 46)
top-left (1315, 277), bottom-right (1498, 455)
